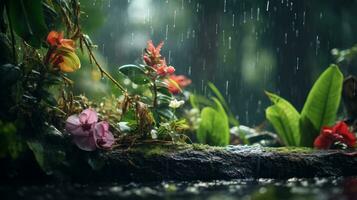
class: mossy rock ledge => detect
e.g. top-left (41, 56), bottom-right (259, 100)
top-left (73, 144), bottom-right (357, 182)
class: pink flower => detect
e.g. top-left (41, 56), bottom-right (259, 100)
top-left (65, 108), bottom-right (114, 151)
top-left (314, 121), bottom-right (356, 149)
top-left (94, 121), bottom-right (115, 150)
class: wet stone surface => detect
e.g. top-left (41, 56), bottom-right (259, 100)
top-left (2, 177), bottom-right (357, 200)
top-left (70, 144), bottom-right (357, 182)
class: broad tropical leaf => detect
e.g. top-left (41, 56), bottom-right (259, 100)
top-left (118, 64), bottom-right (150, 85)
top-left (300, 65), bottom-right (343, 146)
top-left (265, 91), bottom-right (300, 146)
top-left (197, 98), bottom-right (230, 146)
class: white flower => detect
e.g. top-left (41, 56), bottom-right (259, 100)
top-left (169, 99), bottom-right (185, 109)
top-left (150, 129), bottom-right (158, 139)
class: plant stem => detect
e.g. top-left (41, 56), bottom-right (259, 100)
top-left (152, 81), bottom-right (158, 108)
top-left (81, 35), bottom-right (127, 94)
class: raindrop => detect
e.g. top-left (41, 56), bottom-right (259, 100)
top-left (315, 35), bottom-right (320, 56)
top-left (250, 7), bottom-right (254, 19)
top-left (232, 14), bottom-right (235, 27)
top-left (222, 30), bottom-right (225, 46)
top-left (257, 7), bottom-right (260, 21)
top-left (303, 11), bottom-right (306, 26)
top-left (243, 11), bottom-right (247, 23)
top-left (188, 66), bottom-right (192, 75)
top-left (165, 25), bottom-right (169, 40)
top-left (284, 33), bottom-right (288, 44)
top-left (224, 0), bottom-right (227, 13)
top-left (228, 36), bottom-right (232, 50)
top-left (296, 57), bottom-right (299, 71)
top-left (168, 50), bottom-right (171, 64)
top-left (173, 10), bottom-right (177, 28)
top-left (266, 0), bottom-right (270, 11)
top-left (225, 81), bottom-right (229, 96)
top-left (131, 33), bottom-right (134, 45)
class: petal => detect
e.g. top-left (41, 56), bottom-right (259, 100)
top-left (94, 121), bottom-right (114, 149)
top-left (73, 135), bottom-right (97, 151)
top-left (166, 66), bottom-right (175, 74)
top-left (66, 115), bottom-right (88, 136)
top-left (47, 31), bottom-right (61, 46)
top-left (146, 40), bottom-right (155, 52)
top-left (314, 134), bottom-right (334, 149)
top-left (57, 50), bottom-right (81, 73)
top-left (60, 39), bottom-right (75, 51)
top-left (94, 121), bottom-right (109, 138)
top-left (79, 108), bottom-right (98, 125)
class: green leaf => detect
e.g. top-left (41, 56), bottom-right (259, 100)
top-left (208, 82), bottom-right (239, 126)
top-left (0, 64), bottom-right (21, 86)
top-left (300, 65), bottom-right (343, 146)
top-left (299, 115), bottom-right (319, 147)
top-left (156, 107), bottom-right (175, 120)
top-left (197, 98), bottom-right (230, 146)
top-left (118, 64), bottom-right (150, 85)
top-left (157, 94), bottom-right (172, 106)
top-left (265, 92), bottom-right (300, 146)
top-left (27, 140), bottom-right (66, 174)
top-left (7, 0), bottom-right (48, 47)
top-left (0, 34), bottom-right (12, 64)
top-left (0, 121), bottom-right (24, 159)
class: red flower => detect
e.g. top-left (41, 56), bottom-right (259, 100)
top-left (314, 121), bottom-right (356, 149)
top-left (143, 40), bottom-right (164, 67)
top-left (166, 75), bottom-right (192, 94)
top-left (156, 59), bottom-right (175, 77)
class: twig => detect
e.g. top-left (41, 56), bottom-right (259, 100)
top-left (81, 35), bottom-right (127, 93)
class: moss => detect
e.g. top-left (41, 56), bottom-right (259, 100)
top-left (118, 142), bottom-right (225, 158)
top-left (265, 146), bottom-right (314, 154)
top-left (124, 143), bottom-right (190, 158)
top-left (192, 143), bottom-right (224, 152)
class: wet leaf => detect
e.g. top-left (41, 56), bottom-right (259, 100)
top-left (118, 64), bottom-right (150, 85)
top-left (0, 121), bottom-right (24, 159)
top-left (27, 140), bottom-right (66, 174)
top-left (0, 34), bottom-right (12, 64)
top-left (300, 65), bottom-right (343, 143)
top-left (265, 91), bottom-right (300, 146)
top-left (197, 98), bottom-right (230, 146)
top-left (0, 64), bottom-right (21, 86)
top-left (6, 0), bottom-right (48, 47)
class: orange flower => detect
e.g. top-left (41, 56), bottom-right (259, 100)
top-left (46, 31), bottom-right (80, 73)
top-left (47, 31), bottom-right (75, 51)
top-left (166, 75), bottom-right (192, 94)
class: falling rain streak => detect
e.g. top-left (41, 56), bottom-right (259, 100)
top-left (91, 0), bottom-right (357, 126)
